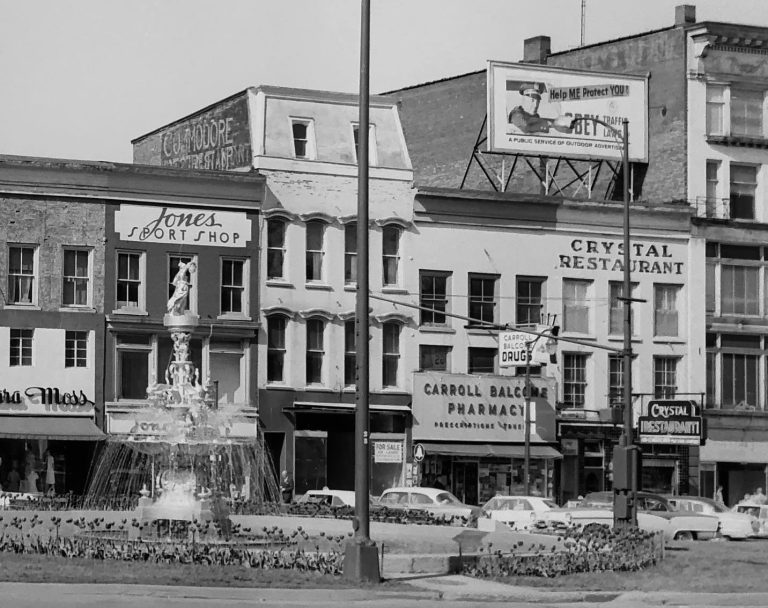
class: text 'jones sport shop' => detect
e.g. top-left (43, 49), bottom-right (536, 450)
top-left (411, 372), bottom-right (560, 505)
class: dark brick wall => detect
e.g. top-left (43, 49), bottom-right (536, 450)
top-left (0, 196), bottom-right (106, 312)
top-left (390, 27), bottom-right (689, 203)
top-left (548, 27), bottom-right (688, 203)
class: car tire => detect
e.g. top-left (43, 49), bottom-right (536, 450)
top-left (674, 530), bottom-right (695, 541)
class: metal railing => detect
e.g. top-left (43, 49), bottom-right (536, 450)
top-left (693, 196), bottom-right (731, 219)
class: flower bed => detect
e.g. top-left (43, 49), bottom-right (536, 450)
top-left (464, 526), bottom-right (663, 579)
top-left (0, 516), bottom-right (346, 574)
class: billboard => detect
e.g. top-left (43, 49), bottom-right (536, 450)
top-left (487, 61), bottom-right (648, 162)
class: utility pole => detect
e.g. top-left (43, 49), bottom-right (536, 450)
top-left (343, 0), bottom-right (380, 583)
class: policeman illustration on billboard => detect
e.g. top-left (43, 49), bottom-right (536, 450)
top-left (507, 81), bottom-right (574, 135)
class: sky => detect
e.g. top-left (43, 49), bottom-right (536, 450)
top-left (2, 0), bottom-right (767, 163)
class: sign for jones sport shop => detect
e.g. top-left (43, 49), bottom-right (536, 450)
top-left (411, 372), bottom-right (556, 443)
top-left (115, 205), bottom-right (252, 248)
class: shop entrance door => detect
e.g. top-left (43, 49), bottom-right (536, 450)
top-left (452, 461), bottom-right (479, 506)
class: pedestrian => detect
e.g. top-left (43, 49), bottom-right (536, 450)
top-left (714, 485), bottom-right (724, 506)
top-left (753, 487), bottom-right (767, 505)
top-left (279, 470), bottom-right (294, 504)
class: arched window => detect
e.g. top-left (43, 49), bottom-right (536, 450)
top-left (306, 318), bottom-right (326, 385)
top-left (382, 224), bottom-right (401, 287)
top-left (345, 222), bottom-right (357, 285)
top-left (267, 315), bottom-right (288, 383)
top-left (306, 221), bottom-right (326, 282)
top-left (382, 322), bottom-right (401, 388)
top-left (267, 218), bottom-right (287, 280)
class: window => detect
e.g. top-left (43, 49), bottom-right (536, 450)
top-left (609, 282), bottom-right (637, 335)
top-left (730, 164), bottom-right (757, 220)
top-left (352, 123), bottom-right (377, 165)
top-left (706, 349), bottom-right (716, 408)
top-left (516, 277), bottom-right (545, 326)
top-left (654, 285), bottom-right (680, 337)
top-left (468, 274), bottom-right (498, 325)
top-left (563, 279), bottom-right (591, 334)
top-left (9, 329), bottom-right (32, 366)
top-left (306, 221), bottom-right (325, 282)
top-left (468, 347), bottom-right (496, 374)
top-left (65, 330), bottom-right (87, 368)
top-left (344, 223), bottom-right (357, 285)
top-left (730, 89), bottom-right (763, 137)
top-left (116, 251), bottom-right (143, 310)
top-left (419, 271), bottom-right (450, 326)
top-left (267, 316), bottom-right (287, 383)
top-left (706, 160), bottom-right (720, 216)
top-left (382, 322), bottom-right (400, 387)
top-left (8, 245), bottom-right (36, 305)
top-left (292, 119), bottom-right (315, 159)
top-left (209, 340), bottom-right (245, 405)
top-left (344, 320), bottom-right (356, 386)
top-left (563, 353), bottom-right (587, 408)
top-left (306, 319), bottom-right (325, 385)
top-left (608, 354), bottom-right (624, 406)
top-left (420, 345), bottom-right (450, 372)
top-left (721, 264), bottom-right (759, 315)
top-left (168, 255), bottom-right (195, 313)
top-left (63, 249), bottom-right (90, 307)
top-left (267, 219), bottom-right (286, 280)
top-left (116, 334), bottom-right (151, 400)
top-left (221, 258), bottom-right (246, 315)
top-left (706, 85), bottom-right (725, 136)
top-left (382, 225), bottom-right (401, 287)
top-left (654, 357), bottom-right (678, 399)
top-left (722, 352), bottom-right (759, 409)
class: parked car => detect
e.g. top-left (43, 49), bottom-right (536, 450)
top-left (735, 502), bottom-right (768, 537)
top-left (666, 495), bottom-right (758, 540)
top-left (296, 489), bottom-right (357, 508)
top-left (378, 487), bottom-right (481, 523)
top-left (536, 491), bottom-right (719, 541)
top-left (479, 495), bottom-right (558, 531)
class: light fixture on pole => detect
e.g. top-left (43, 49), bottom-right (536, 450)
top-left (569, 116), bottom-right (638, 528)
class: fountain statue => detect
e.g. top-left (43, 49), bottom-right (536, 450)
top-left (84, 260), bottom-right (280, 538)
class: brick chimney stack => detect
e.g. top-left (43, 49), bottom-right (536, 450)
top-left (523, 36), bottom-right (551, 64)
top-left (675, 4), bottom-right (696, 26)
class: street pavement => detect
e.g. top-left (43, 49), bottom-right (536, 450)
top-left (2, 579), bottom-right (768, 607)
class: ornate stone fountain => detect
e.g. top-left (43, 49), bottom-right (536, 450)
top-left (85, 261), bottom-right (279, 538)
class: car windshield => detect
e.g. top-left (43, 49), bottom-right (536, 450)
top-left (543, 500), bottom-right (558, 509)
top-left (738, 505), bottom-right (761, 518)
top-left (482, 497), bottom-right (530, 511)
top-left (435, 492), bottom-right (461, 505)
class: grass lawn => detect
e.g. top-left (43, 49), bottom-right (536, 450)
top-left (494, 539), bottom-right (768, 592)
top-left (0, 553), bottom-right (403, 589)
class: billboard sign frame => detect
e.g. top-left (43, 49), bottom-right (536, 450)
top-left (487, 61), bottom-right (648, 162)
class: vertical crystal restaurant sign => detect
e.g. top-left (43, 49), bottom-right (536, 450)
top-left (115, 205), bottom-right (252, 248)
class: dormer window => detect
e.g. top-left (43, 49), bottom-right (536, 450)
top-left (352, 123), bottom-right (377, 165)
top-left (292, 119), bottom-right (315, 159)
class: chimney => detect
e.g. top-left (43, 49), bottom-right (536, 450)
top-left (675, 4), bottom-right (696, 26)
top-left (523, 36), bottom-right (551, 64)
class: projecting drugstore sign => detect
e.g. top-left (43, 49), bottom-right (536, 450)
top-left (115, 205), bottom-right (251, 248)
top-left (411, 372), bottom-right (556, 443)
top-left (638, 400), bottom-right (703, 446)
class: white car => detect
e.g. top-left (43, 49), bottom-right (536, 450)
top-left (735, 502), bottom-right (768, 537)
top-left (480, 495), bottom-right (558, 531)
top-left (536, 491), bottom-right (719, 541)
top-left (667, 496), bottom-right (758, 540)
top-left (378, 487), bottom-right (481, 523)
top-left (296, 489), bottom-right (356, 508)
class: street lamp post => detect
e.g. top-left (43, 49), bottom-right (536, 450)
top-left (343, 0), bottom-right (380, 582)
top-left (569, 117), bottom-right (637, 527)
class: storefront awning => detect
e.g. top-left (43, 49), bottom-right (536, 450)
top-left (418, 442), bottom-right (562, 459)
top-left (0, 416), bottom-right (105, 441)
top-left (288, 401), bottom-right (411, 413)
top-left (700, 440), bottom-right (768, 464)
